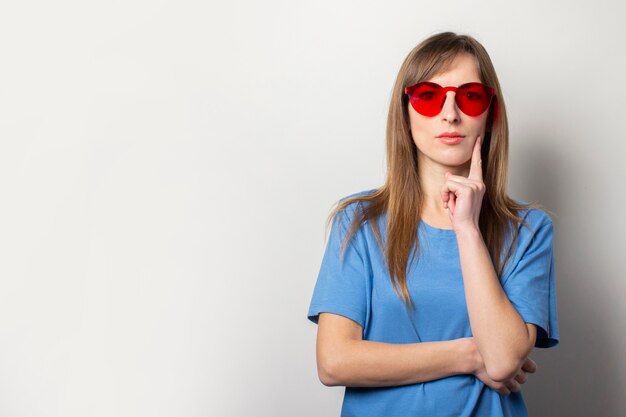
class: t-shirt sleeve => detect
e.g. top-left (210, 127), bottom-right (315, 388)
top-left (307, 202), bottom-right (371, 330)
top-left (500, 212), bottom-right (560, 348)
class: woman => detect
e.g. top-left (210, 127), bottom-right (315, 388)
top-left (307, 32), bottom-right (559, 417)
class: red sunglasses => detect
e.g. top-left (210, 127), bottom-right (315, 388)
top-left (405, 81), bottom-right (497, 117)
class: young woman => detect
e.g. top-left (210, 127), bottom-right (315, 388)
top-left (307, 32), bottom-right (559, 417)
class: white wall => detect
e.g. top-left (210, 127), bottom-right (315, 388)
top-left (0, 1), bottom-right (624, 416)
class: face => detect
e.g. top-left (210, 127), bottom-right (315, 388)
top-left (407, 53), bottom-right (490, 171)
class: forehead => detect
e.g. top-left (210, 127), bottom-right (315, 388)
top-left (427, 53), bottom-right (482, 86)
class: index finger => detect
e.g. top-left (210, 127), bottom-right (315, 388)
top-left (467, 135), bottom-right (483, 181)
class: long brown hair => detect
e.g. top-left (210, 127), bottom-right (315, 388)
top-left (326, 31), bottom-right (554, 309)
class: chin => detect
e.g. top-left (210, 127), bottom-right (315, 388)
top-left (437, 148), bottom-right (471, 160)
top-left (440, 160), bottom-right (468, 169)
top-left (417, 146), bottom-right (470, 167)
top-left (434, 153), bottom-right (471, 168)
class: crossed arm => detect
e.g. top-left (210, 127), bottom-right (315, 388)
top-left (455, 226), bottom-right (538, 381)
top-left (315, 227), bottom-right (540, 391)
top-left (316, 312), bottom-right (538, 394)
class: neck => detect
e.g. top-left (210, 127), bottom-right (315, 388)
top-left (417, 153), bottom-right (470, 217)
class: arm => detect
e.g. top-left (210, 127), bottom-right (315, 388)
top-left (316, 312), bottom-right (479, 387)
top-left (440, 138), bottom-right (550, 382)
top-left (456, 227), bottom-right (537, 382)
top-left (470, 336), bottom-right (539, 395)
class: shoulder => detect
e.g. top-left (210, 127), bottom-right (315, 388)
top-left (500, 201), bottom-right (556, 281)
top-left (330, 188), bottom-right (378, 236)
top-left (513, 199), bottom-right (554, 232)
top-left (339, 188), bottom-right (378, 204)
top-left (336, 188), bottom-right (378, 216)
top-left (505, 200), bottom-right (555, 262)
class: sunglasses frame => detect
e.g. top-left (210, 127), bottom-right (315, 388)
top-left (405, 81), bottom-right (497, 117)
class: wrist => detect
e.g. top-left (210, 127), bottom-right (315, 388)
top-left (457, 337), bottom-right (482, 375)
top-left (454, 224), bottom-right (481, 237)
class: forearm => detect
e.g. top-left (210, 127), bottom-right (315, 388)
top-left (456, 226), bottom-right (530, 380)
top-left (319, 338), bottom-right (477, 388)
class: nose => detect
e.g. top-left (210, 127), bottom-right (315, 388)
top-left (441, 91), bottom-right (461, 123)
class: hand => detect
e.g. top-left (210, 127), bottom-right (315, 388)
top-left (466, 337), bottom-right (538, 395)
top-left (441, 135), bottom-right (486, 231)
top-left (474, 357), bottom-right (537, 395)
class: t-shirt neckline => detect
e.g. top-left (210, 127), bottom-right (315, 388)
top-left (419, 219), bottom-right (457, 236)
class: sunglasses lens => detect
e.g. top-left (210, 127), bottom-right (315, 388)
top-left (407, 82), bottom-right (445, 117)
top-left (406, 82), bottom-right (494, 117)
top-left (456, 83), bottom-right (493, 116)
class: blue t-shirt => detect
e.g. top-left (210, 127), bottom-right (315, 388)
top-left (307, 189), bottom-right (559, 417)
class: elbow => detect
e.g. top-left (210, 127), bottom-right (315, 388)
top-left (485, 325), bottom-right (536, 382)
top-left (488, 344), bottom-right (534, 382)
top-left (315, 326), bottom-right (358, 386)
top-left (317, 344), bottom-right (346, 387)
top-left (318, 366), bottom-right (339, 387)
top-left (317, 357), bottom-right (344, 386)
top-left (486, 357), bottom-right (523, 383)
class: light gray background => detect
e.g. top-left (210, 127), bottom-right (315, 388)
top-left (0, 1), bottom-right (624, 416)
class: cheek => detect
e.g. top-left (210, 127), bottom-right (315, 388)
top-left (475, 114), bottom-right (489, 131)
top-left (464, 118), bottom-right (488, 137)
top-left (408, 115), bottom-right (434, 137)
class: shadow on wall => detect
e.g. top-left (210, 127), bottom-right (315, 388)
top-left (512, 139), bottom-right (621, 417)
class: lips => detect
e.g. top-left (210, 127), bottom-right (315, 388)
top-left (437, 131), bottom-right (465, 138)
top-left (438, 136), bottom-right (464, 145)
top-left (437, 131), bottom-right (465, 145)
